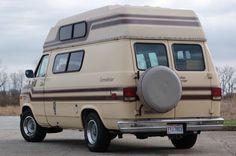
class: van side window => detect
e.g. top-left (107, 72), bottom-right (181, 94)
top-left (134, 43), bottom-right (168, 70)
top-left (35, 55), bottom-right (49, 77)
top-left (53, 53), bottom-right (69, 73)
top-left (59, 22), bottom-right (87, 41)
top-left (53, 50), bottom-right (84, 74)
top-left (59, 25), bottom-right (73, 41)
top-left (67, 52), bottom-right (84, 72)
top-left (73, 22), bottom-right (86, 38)
top-left (172, 44), bottom-right (205, 71)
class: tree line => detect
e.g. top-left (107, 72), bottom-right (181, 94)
top-left (0, 61), bottom-right (25, 106)
top-left (0, 60), bottom-right (236, 106)
top-left (217, 66), bottom-right (236, 98)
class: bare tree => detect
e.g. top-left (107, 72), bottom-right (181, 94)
top-left (10, 73), bottom-right (18, 90)
top-left (18, 71), bottom-right (25, 90)
top-left (7, 71), bottom-right (25, 105)
top-left (9, 71), bottom-right (25, 91)
top-left (0, 60), bottom-right (7, 91)
top-left (0, 60), bottom-right (26, 106)
top-left (216, 66), bottom-right (236, 97)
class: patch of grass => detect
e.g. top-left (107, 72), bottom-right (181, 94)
top-left (224, 120), bottom-right (236, 126)
top-left (0, 106), bottom-right (20, 116)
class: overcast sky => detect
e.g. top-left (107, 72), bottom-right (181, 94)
top-left (0, 0), bottom-right (236, 73)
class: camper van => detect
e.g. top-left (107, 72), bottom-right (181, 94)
top-left (20, 5), bottom-right (224, 152)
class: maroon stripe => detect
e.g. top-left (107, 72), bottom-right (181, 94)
top-left (27, 93), bottom-right (213, 101)
top-left (29, 94), bottom-right (123, 101)
top-left (182, 87), bottom-right (211, 91)
top-left (32, 87), bottom-right (123, 94)
top-left (29, 94), bottom-right (212, 101)
top-left (181, 95), bottom-right (211, 100)
top-left (31, 86), bottom-right (211, 94)
top-left (91, 19), bottom-right (200, 30)
top-left (25, 87), bottom-right (215, 102)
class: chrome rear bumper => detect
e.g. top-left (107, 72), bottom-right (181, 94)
top-left (117, 117), bottom-right (224, 133)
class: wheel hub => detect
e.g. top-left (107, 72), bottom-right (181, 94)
top-left (87, 120), bottom-right (98, 144)
top-left (23, 116), bottom-right (36, 137)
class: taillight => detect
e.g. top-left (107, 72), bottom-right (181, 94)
top-left (211, 87), bottom-right (221, 100)
top-left (123, 87), bottom-right (137, 102)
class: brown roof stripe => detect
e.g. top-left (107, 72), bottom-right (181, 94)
top-left (91, 19), bottom-right (200, 30)
top-left (90, 14), bottom-right (198, 24)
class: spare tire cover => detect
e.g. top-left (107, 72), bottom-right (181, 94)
top-left (137, 66), bottom-right (182, 113)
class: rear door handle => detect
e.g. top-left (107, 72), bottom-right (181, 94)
top-left (179, 76), bottom-right (187, 82)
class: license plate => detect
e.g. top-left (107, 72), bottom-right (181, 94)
top-left (167, 124), bottom-right (183, 134)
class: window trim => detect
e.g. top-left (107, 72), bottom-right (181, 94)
top-left (172, 43), bottom-right (206, 71)
top-left (34, 54), bottom-right (49, 78)
top-left (52, 50), bottom-right (85, 74)
top-left (72, 21), bottom-right (87, 39)
top-left (59, 24), bottom-right (73, 41)
top-left (134, 42), bottom-right (169, 71)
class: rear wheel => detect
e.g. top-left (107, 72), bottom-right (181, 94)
top-left (84, 112), bottom-right (110, 152)
top-left (170, 133), bottom-right (198, 149)
top-left (20, 110), bottom-right (46, 142)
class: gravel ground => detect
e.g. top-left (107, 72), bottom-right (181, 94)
top-left (0, 116), bottom-right (236, 156)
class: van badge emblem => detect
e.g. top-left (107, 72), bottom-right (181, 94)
top-left (100, 77), bottom-right (114, 82)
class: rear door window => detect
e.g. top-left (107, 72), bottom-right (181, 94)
top-left (134, 43), bottom-right (168, 70)
top-left (172, 44), bottom-right (205, 71)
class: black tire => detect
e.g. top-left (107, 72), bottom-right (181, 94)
top-left (170, 134), bottom-right (197, 149)
top-left (84, 112), bottom-right (110, 152)
top-left (20, 110), bottom-right (46, 142)
top-left (109, 132), bottom-right (117, 140)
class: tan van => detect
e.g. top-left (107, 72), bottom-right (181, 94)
top-left (20, 5), bottom-right (224, 152)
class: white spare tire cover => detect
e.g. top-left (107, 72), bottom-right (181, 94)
top-left (137, 66), bottom-right (182, 113)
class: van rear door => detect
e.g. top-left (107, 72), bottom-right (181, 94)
top-left (168, 41), bottom-right (212, 118)
top-left (131, 40), bottom-right (175, 119)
